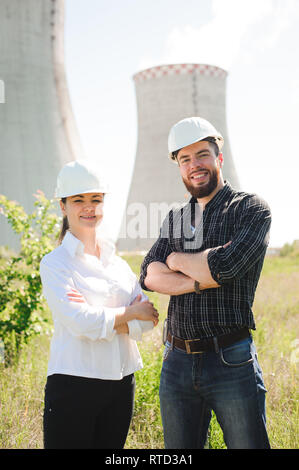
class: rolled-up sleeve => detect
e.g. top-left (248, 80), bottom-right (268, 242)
top-left (139, 235), bottom-right (172, 291)
top-left (207, 195), bottom-right (271, 284)
top-left (40, 260), bottom-right (125, 342)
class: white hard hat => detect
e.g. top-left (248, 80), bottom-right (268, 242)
top-left (168, 117), bottom-right (224, 162)
top-left (55, 160), bottom-right (109, 198)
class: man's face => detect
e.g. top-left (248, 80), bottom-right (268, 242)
top-left (177, 140), bottom-right (223, 199)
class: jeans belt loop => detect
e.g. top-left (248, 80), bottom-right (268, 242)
top-left (185, 339), bottom-right (191, 354)
top-left (170, 334), bottom-right (174, 350)
top-left (213, 336), bottom-right (220, 354)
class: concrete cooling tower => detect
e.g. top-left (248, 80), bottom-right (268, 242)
top-left (0, 0), bottom-right (84, 249)
top-left (117, 63), bottom-right (240, 252)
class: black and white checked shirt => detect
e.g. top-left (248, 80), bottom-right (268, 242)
top-left (139, 182), bottom-right (271, 339)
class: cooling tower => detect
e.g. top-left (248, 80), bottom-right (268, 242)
top-left (117, 63), bottom-right (240, 252)
top-left (0, 0), bottom-right (84, 249)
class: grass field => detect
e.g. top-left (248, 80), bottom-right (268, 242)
top-left (0, 252), bottom-right (298, 449)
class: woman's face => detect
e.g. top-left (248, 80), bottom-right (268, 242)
top-left (60, 193), bottom-right (104, 234)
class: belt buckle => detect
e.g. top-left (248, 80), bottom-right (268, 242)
top-left (185, 339), bottom-right (204, 354)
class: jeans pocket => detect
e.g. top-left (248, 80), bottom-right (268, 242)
top-left (220, 338), bottom-right (254, 368)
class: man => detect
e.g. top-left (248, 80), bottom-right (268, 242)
top-left (139, 117), bottom-right (271, 449)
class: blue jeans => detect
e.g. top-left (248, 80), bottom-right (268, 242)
top-left (159, 336), bottom-right (270, 449)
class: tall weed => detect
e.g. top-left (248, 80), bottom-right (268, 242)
top-left (0, 253), bottom-right (297, 448)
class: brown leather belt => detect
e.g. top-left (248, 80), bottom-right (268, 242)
top-left (166, 327), bottom-right (250, 354)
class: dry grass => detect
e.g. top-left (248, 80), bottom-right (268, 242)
top-left (252, 265), bottom-right (299, 449)
top-left (0, 254), bottom-right (298, 449)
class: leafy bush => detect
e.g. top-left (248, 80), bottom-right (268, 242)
top-left (279, 240), bottom-right (299, 258)
top-left (0, 191), bottom-right (60, 364)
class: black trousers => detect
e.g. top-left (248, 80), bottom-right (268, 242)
top-left (43, 373), bottom-right (135, 449)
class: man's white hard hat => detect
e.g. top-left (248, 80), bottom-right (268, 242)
top-left (55, 160), bottom-right (109, 198)
top-left (168, 116), bottom-right (224, 162)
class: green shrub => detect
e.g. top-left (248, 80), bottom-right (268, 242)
top-left (279, 240), bottom-right (299, 258)
top-left (0, 192), bottom-right (60, 364)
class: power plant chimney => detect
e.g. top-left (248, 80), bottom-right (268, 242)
top-left (0, 0), bottom-right (85, 249)
top-left (117, 63), bottom-right (240, 251)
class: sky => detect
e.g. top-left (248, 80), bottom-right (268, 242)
top-left (64, 0), bottom-right (299, 248)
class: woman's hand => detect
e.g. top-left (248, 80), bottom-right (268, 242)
top-left (67, 290), bottom-right (159, 329)
top-left (126, 294), bottom-right (159, 326)
top-left (67, 288), bottom-right (85, 303)
top-left (114, 323), bottom-right (129, 335)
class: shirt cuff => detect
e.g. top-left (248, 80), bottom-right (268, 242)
top-left (103, 306), bottom-right (125, 341)
top-left (139, 320), bottom-right (154, 334)
top-left (207, 247), bottom-right (223, 285)
top-left (128, 319), bottom-right (143, 341)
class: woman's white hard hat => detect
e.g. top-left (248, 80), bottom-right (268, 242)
top-left (55, 160), bottom-right (109, 198)
top-left (168, 116), bottom-right (224, 162)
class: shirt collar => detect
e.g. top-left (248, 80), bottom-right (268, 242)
top-left (61, 230), bottom-right (116, 266)
top-left (189, 180), bottom-right (233, 210)
top-left (96, 236), bottom-right (116, 266)
top-left (62, 231), bottom-right (85, 258)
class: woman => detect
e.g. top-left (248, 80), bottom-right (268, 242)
top-left (40, 160), bottom-right (159, 449)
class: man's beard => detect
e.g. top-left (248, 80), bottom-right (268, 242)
top-left (182, 167), bottom-right (219, 199)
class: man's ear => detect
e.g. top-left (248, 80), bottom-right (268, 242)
top-left (218, 152), bottom-right (224, 167)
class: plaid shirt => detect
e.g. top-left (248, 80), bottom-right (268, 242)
top-left (139, 182), bottom-right (271, 339)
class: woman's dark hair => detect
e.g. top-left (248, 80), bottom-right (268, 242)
top-left (58, 197), bottom-right (69, 244)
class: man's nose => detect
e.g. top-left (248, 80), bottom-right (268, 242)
top-left (189, 155), bottom-right (202, 169)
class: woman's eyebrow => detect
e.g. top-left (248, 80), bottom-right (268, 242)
top-left (70, 194), bottom-right (103, 199)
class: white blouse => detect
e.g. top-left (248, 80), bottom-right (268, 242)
top-left (39, 231), bottom-right (153, 380)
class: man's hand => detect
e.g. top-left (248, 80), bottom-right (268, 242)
top-left (165, 252), bottom-right (180, 272)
